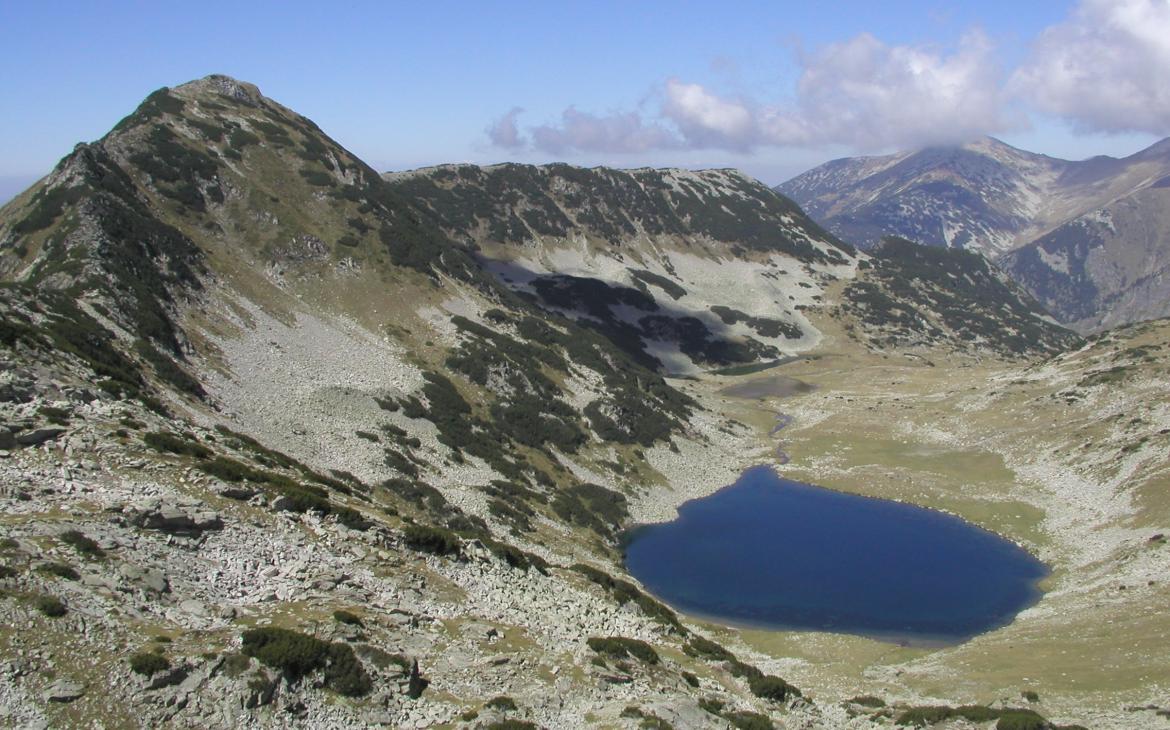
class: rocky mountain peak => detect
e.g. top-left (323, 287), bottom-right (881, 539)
top-left (172, 74), bottom-right (266, 106)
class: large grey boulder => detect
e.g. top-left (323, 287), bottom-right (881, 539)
top-left (42, 679), bottom-right (85, 703)
top-left (15, 428), bottom-right (66, 447)
top-left (127, 501), bottom-right (223, 535)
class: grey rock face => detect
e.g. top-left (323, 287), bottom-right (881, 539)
top-left (15, 428), bottom-right (66, 447)
top-left (42, 679), bottom-right (85, 703)
top-left (126, 501), bottom-right (224, 535)
top-left (119, 563), bottom-right (170, 593)
top-left (145, 665), bottom-right (189, 691)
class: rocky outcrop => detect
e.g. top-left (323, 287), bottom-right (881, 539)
top-left (123, 499), bottom-right (224, 535)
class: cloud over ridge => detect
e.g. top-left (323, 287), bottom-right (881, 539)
top-left (488, 0), bottom-right (1170, 156)
top-left (1010, 0), bottom-right (1170, 135)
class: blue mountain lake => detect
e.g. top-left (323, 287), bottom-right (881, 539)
top-left (624, 465), bottom-right (1048, 644)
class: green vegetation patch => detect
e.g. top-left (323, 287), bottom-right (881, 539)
top-left (12, 185), bottom-right (87, 234)
top-left (723, 711), bottom-right (775, 730)
top-left (129, 651), bottom-right (171, 676)
top-left (143, 430), bottom-right (212, 459)
top-left (552, 483), bottom-right (629, 540)
top-left (482, 721), bottom-right (539, 730)
top-left (34, 594), bottom-right (67, 617)
top-left (628, 269), bottom-right (688, 300)
top-left (587, 636), bottom-right (659, 664)
top-left (240, 627), bottom-right (371, 697)
top-left (894, 705), bottom-right (1051, 728)
top-left (842, 237), bottom-right (1079, 356)
top-left (401, 524), bottom-right (462, 557)
top-left (749, 674), bottom-right (801, 702)
top-left (37, 562), bottom-right (80, 581)
top-left (333, 610), bottom-right (363, 626)
top-left (485, 696), bottom-right (518, 712)
top-left (112, 88), bottom-right (185, 133)
top-left (573, 563), bottom-right (684, 633)
top-left (59, 530), bottom-right (105, 559)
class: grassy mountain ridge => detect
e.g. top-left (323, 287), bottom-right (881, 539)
top-left (388, 162), bottom-right (853, 264)
top-left (389, 163), bottom-right (1074, 372)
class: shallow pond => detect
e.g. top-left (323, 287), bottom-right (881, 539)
top-left (625, 465), bottom-right (1048, 645)
top-left (719, 374), bottom-right (814, 399)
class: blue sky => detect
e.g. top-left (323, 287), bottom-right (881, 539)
top-left (2, 0), bottom-right (1168, 201)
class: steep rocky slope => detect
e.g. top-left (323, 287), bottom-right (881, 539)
top-left (778, 136), bottom-right (1170, 333)
top-left (1001, 182), bottom-right (1170, 332)
top-left (777, 136), bottom-right (1170, 257)
top-left (778, 137), bottom-right (1063, 255)
top-left (0, 75), bottom-right (1094, 728)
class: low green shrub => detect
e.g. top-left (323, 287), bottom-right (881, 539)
top-left (996, 711), bottom-right (1049, 730)
top-left (37, 405), bottom-right (71, 425)
top-left (749, 674), bottom-right (800, 702)
top-left (479, 537), bottom-right (549, 574)
top-left (60, 530), bottom-right (104, 558)
top-left (129, 651), bottom-right (170, 676)
top-left (895, 706), bottom-right (956, 726)
top-left (698, 697), bottom-right (725, 715)
top-left (334, 506), bottom-right (371, 531)
top-left (727, 659), bottom-right (764, 680)
top-left (683, 635), bottom-right (735, 662)
top-left (221, 652), bottom-right (251, 677)
top-left (323, 643), bottom-right (372, 697)
top-left (35, 594), bottom-right (67, 617)
top-left (401, 525), bottom-right (461, 557)
top-left (572, 564), bottom-right (685, 633)
top-left (586, 636), bottom-right (659, 664)
top-left (895, 705), bottom-right (1048, 728)
top-left (143, 430), bottom-right (211, 458)
top-left (333, 610), bottom-right (363, 626)
top-left (241, 627), bottom-right (329, 680)
top-left (485, 696), bottom-right (518, 712)
top-left (196, 455), bottom-right (269, 483)
top-left (723, 711), bottom-right (774, 730)
top-left (37, 562), bottom-right (79, 580)
top-left (240, 627), bottom-right (371, 696)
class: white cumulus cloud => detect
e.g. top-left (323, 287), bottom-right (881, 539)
top-left (529, 107), bottom-right (678, 154)
top-left (485, 0), bottom-right (1170, 157)
top-left (661, 80), bottom-right (757, 149)
top-left (1011, 0), bottom-right (1170, 135)
top-left (486, 107), bottom-right (526, 149)
top-left (493, 32), bottom-right (1012, 155)
top-left (792, 30), bottom-right (1012, 150)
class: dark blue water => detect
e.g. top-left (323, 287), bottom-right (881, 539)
top-left (625, 466), bottom-right (1048, 644)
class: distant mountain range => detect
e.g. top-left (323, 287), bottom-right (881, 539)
top-left (778, 136), bottom-right (1170, 332)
